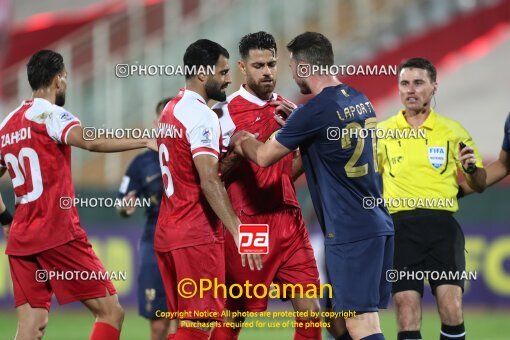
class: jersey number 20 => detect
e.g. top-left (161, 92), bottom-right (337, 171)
top-left (4, 147), bottom-right (43, 203)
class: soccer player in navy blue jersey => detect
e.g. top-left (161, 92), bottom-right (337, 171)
top-left (232, 32), bottom-right (394, 340)
top-left (117, 97), bottom-right (173, 340)
top-left (460, 113), bottom-right (510, 195)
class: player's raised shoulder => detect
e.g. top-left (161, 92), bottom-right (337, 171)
top-left (25, 100), bottom-right (81, 144)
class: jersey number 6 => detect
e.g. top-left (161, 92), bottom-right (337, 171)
top-left (158, 144), bottom-right (175, 198)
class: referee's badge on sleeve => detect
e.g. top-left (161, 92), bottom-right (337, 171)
top-left (428, 146), bottom-right (446, 169)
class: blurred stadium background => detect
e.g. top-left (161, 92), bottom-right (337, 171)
top-left (0, 0), bottom-right (509, 338)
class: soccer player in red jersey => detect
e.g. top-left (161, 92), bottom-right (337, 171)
top-left (210, 32), bottom-right (321, 340)
top-left (0, 50), bottom-right (154, 340)
top-left (155, 39), bottom-right (262, 340)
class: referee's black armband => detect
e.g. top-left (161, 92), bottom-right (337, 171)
top-left (0, 209), bottom-right (13, 225)
top-left (457, 186), bottom-right (465, 199)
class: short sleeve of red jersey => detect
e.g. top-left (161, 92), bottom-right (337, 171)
top-left (212, 101), bottom-right (236, 154)
top-left (45, 106), bottom-right (81, 144)
top-left (187, 109), bottom-right (221, 159)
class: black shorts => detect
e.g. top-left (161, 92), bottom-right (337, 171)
top-left (391, 209), bottom-right (465, 296)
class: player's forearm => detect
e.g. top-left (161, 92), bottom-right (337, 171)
top-left (465, 167), bottom-right (486, 193)
top-left (82, 137), bottom-right (149, 153)
top-left (200, 176), bottom-right (240, 239)
top-left (292, 151), bottom-right (304, 181)
top-left (67, 126), bottom-right (150, 152)
top-left (483, 160), bottom-right (509, 188)
top-left (241, 138), bottom-right (274, 168)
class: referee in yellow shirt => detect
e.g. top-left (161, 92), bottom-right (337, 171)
top-left (377, 58), bottom-right (486, 340)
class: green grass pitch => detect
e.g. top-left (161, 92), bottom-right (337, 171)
top-left (0, 308), bottom-right (508, 339)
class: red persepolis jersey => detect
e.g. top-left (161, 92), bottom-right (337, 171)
top-left (214, 85), bottom-right (300, 215)
top-left (155, 88), bottom-right (224, 252)
top-left (0, 98), bottom-right (84, 256)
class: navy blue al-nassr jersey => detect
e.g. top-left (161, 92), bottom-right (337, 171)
top-left (118, 150), bottom-right (163, 242)
top-left (276, 84), bottom-right (394, 245)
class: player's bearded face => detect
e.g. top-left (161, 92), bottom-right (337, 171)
top-left (205, 55), bottom-right (231, 102)
top-left (55, 71), bottom-right (67, 106)
top-left (295, 77), bottom-right (311, 95)
top-left (55, 91), bottom-right (66, 106)
top-left (398, 68), bottom-right (436, 112)
top-left (205, 76), bottom-right (227, 102)
top-left (290, 58), bottom-right (312, 95)
top-left (243, 49), bottom-right (277, 99)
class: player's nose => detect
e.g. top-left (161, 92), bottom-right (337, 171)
top-left (225, 73), bottom-right (232, 84)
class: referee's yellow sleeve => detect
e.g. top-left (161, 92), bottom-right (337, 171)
top-left (450, 121), bottom-right (484, 172)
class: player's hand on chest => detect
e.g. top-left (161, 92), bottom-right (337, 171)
top-left (237, 107), bottom-right (280, 142)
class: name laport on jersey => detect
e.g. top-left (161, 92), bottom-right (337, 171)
top-left (336, 100), bottom-right (375, 121)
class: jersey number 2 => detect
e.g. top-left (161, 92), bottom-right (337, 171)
top-left (158, 144), bottom-right (175, 197)
top-left (341, 117), bottom-right (378, 178)
top-left (4, 148), bottom-right (43, 203)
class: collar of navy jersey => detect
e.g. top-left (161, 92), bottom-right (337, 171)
top-left (183, 88), bottom-right (207, 104)
top-left (397, 108), bottom-right (437, 130)
top-left (238, 84), bottom-right (277, 106)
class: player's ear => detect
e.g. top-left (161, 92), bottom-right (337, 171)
top-left (197, 72), bottom-right (206, 82)
top-left (53, 73), bottom-right (62, 89)
top-left (433, 82), bottom-right (438, 95)
top-left (238, 59), bottom-right (247, 76)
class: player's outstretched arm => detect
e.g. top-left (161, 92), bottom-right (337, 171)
top-left (193, 154), bottom-right (263, 271)
top-left (460, 149), bottom-right (510, 196)
top-left (67, 126), bottom-right (154, 152)
top-left (232, 131), bottom-right (291, 168)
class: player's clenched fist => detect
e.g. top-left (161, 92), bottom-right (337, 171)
top-left (231, 130), bottom-right (258, 156)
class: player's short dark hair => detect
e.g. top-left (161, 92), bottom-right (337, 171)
top-left (183, 39), bottom-right (229, 80)
top-left (27, 50), bottom-right (65, 91)
top-left (239, 31), bottom-right (277, 59)
top-left (399, 57), bottom-right (437, 82)
top-left (286, 32), bottom-right (334, 66)
top-left (155, 97), bottom-right (173, 115)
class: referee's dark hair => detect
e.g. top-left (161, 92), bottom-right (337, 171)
top-left (286, 32), bottom-right (334, 66)
top-left (27, 50), bottom-right (65, 91)
top-left (239, 31), bottom-right (277, 59)
top-left (399, 57), bottom-right (437, 82)
top-left (155, 97), bottom-right (173, 115)
top-left (183, 39), bottom-right (229, 80)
